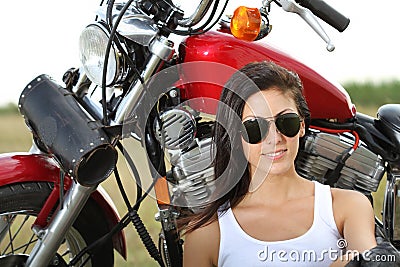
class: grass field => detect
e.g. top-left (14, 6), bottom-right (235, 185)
top-left (0, 104), bottom-right (387, 266)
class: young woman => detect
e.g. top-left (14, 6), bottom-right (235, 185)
top-left (183, 61), bottom-right (376, 266)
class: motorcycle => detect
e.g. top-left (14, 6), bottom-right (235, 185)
top-left (0, 0), bottom-right (399, 266)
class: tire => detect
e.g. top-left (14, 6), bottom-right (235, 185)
top-left (0, 182), bottom-right (114, 266)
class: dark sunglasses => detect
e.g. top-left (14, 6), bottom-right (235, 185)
top-left (241, 113), bottom-right (302, 144)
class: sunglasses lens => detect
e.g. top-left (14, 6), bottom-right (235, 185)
top-left (242, 113), bottom-right (301, 143)
top-left (275, 113), bottom-right (301, 137)
top-left (242, 118), bottom-right (270, 144)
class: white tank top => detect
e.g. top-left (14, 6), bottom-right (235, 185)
top-left (217, 181), bottom-right (343, 267)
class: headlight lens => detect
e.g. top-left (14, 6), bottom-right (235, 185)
top-left (79, 23), bottom-right (119, 86)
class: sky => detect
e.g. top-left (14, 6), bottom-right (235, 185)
top-left (0, 0), bottom-right (399, 106)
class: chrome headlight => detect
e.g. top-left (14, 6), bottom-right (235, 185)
top-left (79, 23), bottom-right (123, 86)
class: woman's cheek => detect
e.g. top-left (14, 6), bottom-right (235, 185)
top-left (241, 139), bottom-right (255, 162)
top-left (241, 139), bottom-right (261, 170)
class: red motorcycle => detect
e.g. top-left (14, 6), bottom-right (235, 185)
top-left (0, 0), bottom-right (399, 266)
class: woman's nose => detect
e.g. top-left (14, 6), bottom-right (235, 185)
top-left (265, 123), bottom-right (283, 144)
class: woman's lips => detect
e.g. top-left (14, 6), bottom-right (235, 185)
top-left (262, 149), bottom-right (287, 160)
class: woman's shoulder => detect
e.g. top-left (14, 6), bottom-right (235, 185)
top-left (183, 215), bottom-right (220, 266)
top-left (330, 187), bottom-right (374, 233)
top-left (186, 214), bottom-right (220, 239)
top-left (330, 187), bottom-right (377, 252)
top-left (330, 187), bottom-right (372, 207)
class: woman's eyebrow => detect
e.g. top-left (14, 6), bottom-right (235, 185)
top-left (275, 108), bottom-right (295, 116)
top-left (242, 108), bottom-right (295, 120)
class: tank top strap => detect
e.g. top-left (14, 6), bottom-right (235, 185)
top-left (313, 181), bottom-right (339, 233)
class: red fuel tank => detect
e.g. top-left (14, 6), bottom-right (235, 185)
top-left (178, 31), bottom-right (355, 121)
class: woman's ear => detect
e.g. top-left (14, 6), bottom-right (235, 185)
top-left (299, 121), bottom-right (306, 137)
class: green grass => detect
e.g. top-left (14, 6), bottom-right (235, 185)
top-left (344, 80), bottom-right (400, 110)
top-left (0, 103), bottom-right (19, 115)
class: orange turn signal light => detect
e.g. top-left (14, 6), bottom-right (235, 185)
top-left (230, 6), bottom-right (261, 41)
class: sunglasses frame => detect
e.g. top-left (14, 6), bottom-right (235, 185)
top-left (241, 112), bottom-right (303, 144)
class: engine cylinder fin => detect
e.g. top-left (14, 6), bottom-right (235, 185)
top-left (154, 108), bottom-right (197, 150)
top-left (296, 130), bottom-right (385, 193)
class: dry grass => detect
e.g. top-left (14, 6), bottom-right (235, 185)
top-left (0, 114), bottom-right (32, 153)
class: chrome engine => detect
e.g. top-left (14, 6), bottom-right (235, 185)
top-left (155, 107), bottom-right (215, 211)
top-left (169, 137), bottom-right (216, 210)
top-left (296, 129), bottom-right (386, 193)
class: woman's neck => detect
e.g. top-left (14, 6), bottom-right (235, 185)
top-left (241, 168), bottom-right (311, 207)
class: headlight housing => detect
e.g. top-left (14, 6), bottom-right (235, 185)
top-left (79, 23), bottom-right (125, 86)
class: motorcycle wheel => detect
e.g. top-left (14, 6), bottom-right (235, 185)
top-left (0, 182), bottom-right (114, 267)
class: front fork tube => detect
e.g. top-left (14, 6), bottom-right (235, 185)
top-left (26, 181), bottom-right (96, 267)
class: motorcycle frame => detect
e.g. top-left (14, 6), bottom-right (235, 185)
top-left (383, 166), bottom-right (400, 245)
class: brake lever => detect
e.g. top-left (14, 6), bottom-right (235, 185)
top-left (273, 0), bottom-right (335, 51)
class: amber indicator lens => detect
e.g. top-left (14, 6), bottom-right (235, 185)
top-left (230, 6), bottom-right (261, 41)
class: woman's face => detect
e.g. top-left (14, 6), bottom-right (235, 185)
top-left (241, 88), bottom-right (305, 189)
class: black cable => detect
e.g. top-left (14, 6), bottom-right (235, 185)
top-left (101, 0), bottom-right (136, 125)
top-left (117, 141), bottom-right (143, 203)
top-left (172, 0), bottom-right (220, 35)
top-left (114, 166), bottom-right (165, 266)
top-left (106, 0), bottom-right (115, 28)
top-left (130, 209), bottom-right (165, 267)
top-left (106, 0), bottom-right (136, 69)
top-left (101, 0), bottom-right (150, 125)
top-left (106, 0), bottom-right (145, 81)
top-left (184, 0), bottom-right (220, 33)
top-left (69, 177), bottom-right (158, 266)
top-left (165, 0), bottom-right (219, 35)
top-left (168, 0), bottom-right (230, 36)
top-left (114, 167), bottom-right (133, 211)
top-left (200, 0), bottom-right (230, 33)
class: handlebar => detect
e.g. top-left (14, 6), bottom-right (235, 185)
top-left (295, 0), bottom-right (350, 32)
top-left (176, 0), bottom-right (214, 27)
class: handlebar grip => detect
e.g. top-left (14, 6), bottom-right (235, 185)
top-left (295, 0), bottom-right (350, 32)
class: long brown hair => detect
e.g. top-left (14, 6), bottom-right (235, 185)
top-left (181, 61), bottom-right (310, 235)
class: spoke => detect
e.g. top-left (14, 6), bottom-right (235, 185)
top-left (7, 216), bottom-right (14, 254)
top-left (11, 215), bottom-right (30, 240)
top-left (0, 215), bottom-right (16, 254)
top-left (11, 237), bottom-right (38, 254)
top-left (61, 249), bottom-right (70, 257)
top-left (0, 212), bottom-right (88, 266)
top-left (22, 234), bottom-right (37, 254)
top-left (0, 215), bottom-right (15, 237)
top-left (3, 214), bottom-right (30, 253)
